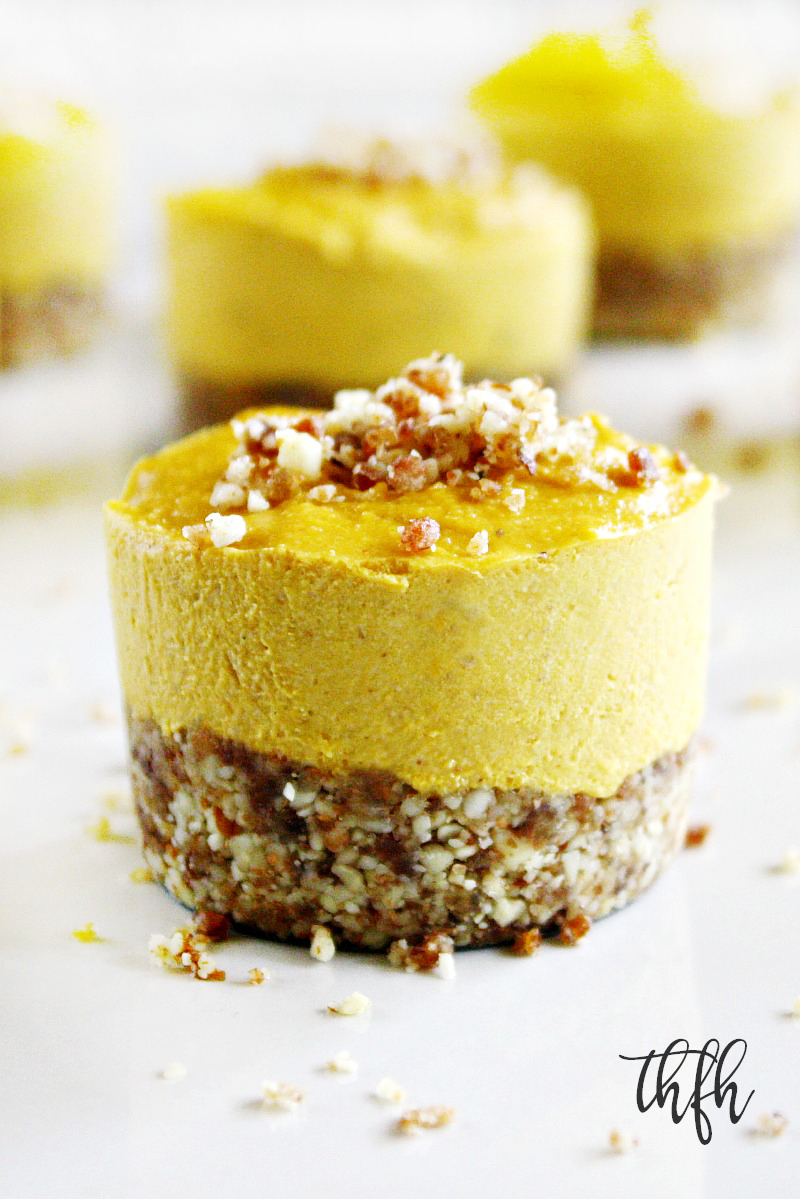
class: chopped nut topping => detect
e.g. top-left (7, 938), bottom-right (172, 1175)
top-left (510, 928), bottom-right (543, 956)
top-left (396, 1105), bottom-right (454, 1135)
top-left (326, 1050), bottom-right (358, 1074)
top-left (181, 523), bottom-right (209, 547)
top-left (755, 1112), bottom-right (788, 1138)
top-left (309, 924), bottom-right (336, 962)
top-left (262, 1080), bottom-right (304, 1112)
top-left (160, 1061), bottom-right (187, 1082)
top-left (388, 932), bottom-right (455, 976)
top-left (558, 913), bottom-right (592, 946)
top-left (399, 517), bottom-right (440, 553)
top-left (248, 967), bottom-right (268, 986)
top-left (148, 926), bottom-right (226, 981)
top-left (685, 823), bottom-right (712, 849)
top-left (609, 1128), bottom-right (639, 1153)
top-left (72, 922), bottom-right (101, 943)
top-left (327, 990), bottom-right (371, 1016)
top-left (208, 355), bottom-right (672, 533)
top-left (466, 529), bottom-right (489, 556)
top-left (375, 1077), bottom-right (406, 1105)
top-left (204, 512), bottom-right (247, 548)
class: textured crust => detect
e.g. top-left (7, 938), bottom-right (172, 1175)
top-left (0, 283), bottom-right (105, 368)
top-left (130, 717), bottom-right (694, 950)
top-left (594, 230), bottom-right (795, 340)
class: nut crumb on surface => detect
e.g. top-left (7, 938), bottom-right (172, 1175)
top-left (388, 932), bottom-right (455, 977)
top-left (180, 523), bottom-right (209, 547)
top-left (204, 512), bottom-right (247, 548)
top-left (326, 1050), bottom-right (358, 1075)
top-left (248, 967), bottom-right (268, 986)
top-left (262, 1080), bottom-right (304, 1112)
top-left (375, 1077), bottom-right (406, 1105)
top-left (309, 924), bottom-right (336, 962)
top-left (72, 922), bottom-right (101, 943)
top-left (148, 926), bottom-right (225, 981)
top-left (684, 823), bottom-right (711, 849)
top-left (558, 913), bottom-right (592, 946)
top-left (160, 1061), bottom-right (187, 1082)
top-left (609, 1128), bottom-right (639, 1154)
top-left (129, 866), bottom-right (154, 884)
top-left (327, 990), bottom-right (371, 1017)
top-left (398, 517), bottom-right (440, 553)
top-left (510, 928), bottom-right (543, 956)
top-left (85, 815), bottom-right (135, 844)
top-left (396, 1105), bottom-right (454, 1135)
top-left (466, 529), bottom-right (489, 556)
top-left (755, 1112), bottom-right (788, 1138)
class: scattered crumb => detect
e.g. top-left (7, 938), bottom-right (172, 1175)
top-left (685, 823), bottom-right (712, 849)
top-left (205, 512), bottom-right (247, 548)
top-left (262, 1080), bottom-right (304, 1112)
top-left (90, 701), bottom-right (119, 725)
top-left (609, 1128), bottom-right (639, 1154)
top-left (181, 523), bottom-right (209, 547)
top-left (398, 516), bottom-right (440, 554)
top-left (309, 924), bottom-right (336, 963)
top-left (396, 1105), bottom-right (454, 1135)
top-left (558, 913), bottom-right (592, 946)
top-left (248, 967), bottom-right (268, 986)
top-left (755, 1112), bottom-right (788, 1138)
top-left (744, 687), bottom-right (797, 711)
top-left (148, 926), bottom-right (225, 981)
top-left (129, 866), bottom-right (154, 884)
top-left (503, 487), bottom-right (525, 514)
top-left (327, 991), bottom-right (371, 1017)
top-left (388, 932), bottom-right (455, 977)
top-left (72, 922), bottom-right (101, 943)
top-left (375, 1077), bottom-right (406, 1106)
top-left (326, 1050), bottom-right (358, 1075)
top-left (85, 815), bottom-right (135, 845)
top-left (510, 928), bottom-right (543, 956)
top-left (160, 1061), bottom-right (187, 1083)
top-left (466, 529), bottom-right (489, 557)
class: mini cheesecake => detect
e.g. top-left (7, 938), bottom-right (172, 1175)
top-left (165, 133), bottom-right (592, 428)
top-left (0, 88), bottom-right (114, 366)
top-left (471, 10), bottom-right (800, 340)
top-left (106, 353), bottom-right (720, 950)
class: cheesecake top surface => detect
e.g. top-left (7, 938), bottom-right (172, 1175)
top-left (112, 353), bottom-right (716, 568)
top-left (166, 132), bottom-right (586, 259)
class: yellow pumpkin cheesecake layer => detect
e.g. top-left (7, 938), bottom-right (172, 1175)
top-left (0, 99), bottom-right (113, 288)
top-left (165, 149), bottom-right (592, 404)
top-left (106, 361), bottom-right (718, 799)
top-left (470, 13), bottom-right (800, 257)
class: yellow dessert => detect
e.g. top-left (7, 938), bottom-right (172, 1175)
top-left (106, 353), bottom-right (719, 949)
top-left (0, 88), bottom-right (114, 366)
top-left (165, 134), bottom-right (592, 428)
top-left (471, 10), bottom-right (800, 338)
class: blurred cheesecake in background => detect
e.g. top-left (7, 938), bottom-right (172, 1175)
top-left (0, 87), bottom-right (114, 367)
top-left (165, 131), bottom-right (593, 429)
top-left (470, 9), bottom-right (800, 341)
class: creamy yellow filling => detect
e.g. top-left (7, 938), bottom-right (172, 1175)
top-left (106, 412), bottom-right (717, 796)
top-left (166, 166), bottom-right (592, 385)
top-left (0, 101), bottom-right (114, 288)
top-left (470, 12), bottom-right (800, 254)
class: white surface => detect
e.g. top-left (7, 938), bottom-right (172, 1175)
top-left (1, 466), bottom-right (799, 1198)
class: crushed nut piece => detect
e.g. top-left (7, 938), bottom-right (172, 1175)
top-left (85, 815), bottom-right (135, 845)
top-left (262, 1080), bottom-right (304, 1112)
top-left (558, 913), bottom-right (592, 946)
top-left (327, 991), bottom-right (371, 1016)
top-left (204, 512), bottom-right (247, 548)
top-left (72, 922), bottom-right (101, 943)
top-left (310, 924), bottom-right (336, 962)
top-left (510, 928), bottom-right (543, 956)
top-left (685, 823), bottom-right (711, 849)
top-left (181, 523), bottom-right (209, 546)
top-left (755, 1112), bottom-right (788, 1137)
top-left (248, 967), bottom-right (268, 986)
top-left (609, 1128), bottom-right (639, 1153)
top-left (129, 866), bottom-right (154, 884)
top-left (375, 1077), bottom-right (406, 1105)
top-left (396, 1105), bottom-right (454, 1135)
top-left (466, 529), bottom-right (489, 556)
top-left (148, 926), bottom-right (226, 981)
top-left (388, 932), bottom-right (455, 976)
top-left (160, 1061), bottom-right (187, 1082)
top-left (326, 1050), bottom-right (358, 1074)
top-left (399, 517), bottom-right (440, 553)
